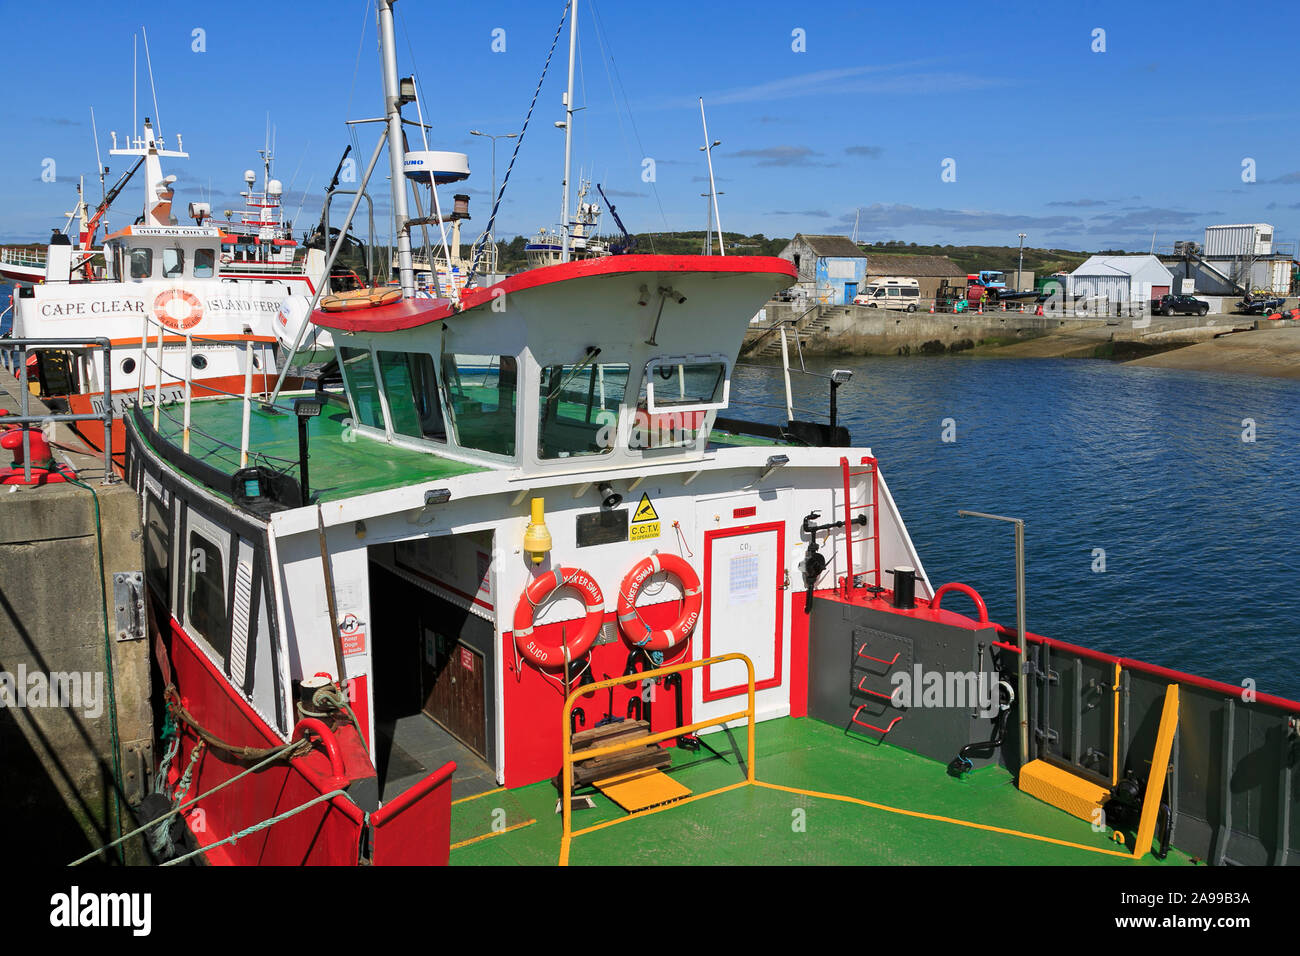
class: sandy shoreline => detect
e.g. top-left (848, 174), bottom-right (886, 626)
top-left (1122, 326), bottom-right (1300, 379)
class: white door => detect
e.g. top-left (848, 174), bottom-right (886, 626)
top-left (694, 514), bottom-right (786, 728)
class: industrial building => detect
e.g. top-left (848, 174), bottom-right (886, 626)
top-left (863, 254), bottom-right (967, 300)
top-left (1160, 224), bottom-right (1297, 296)
top-left (777, 234), bottom-right (867, 305)
top-left (1065, 254), bottom-right (1174, 308)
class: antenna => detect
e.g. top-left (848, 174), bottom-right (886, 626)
top-left (132, 33), bottom-right (137, 136)
top-left (141, 26), bottom-right (162, 138)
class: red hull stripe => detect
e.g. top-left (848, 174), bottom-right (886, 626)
top-left (311, 254), bottom-right (797, 333)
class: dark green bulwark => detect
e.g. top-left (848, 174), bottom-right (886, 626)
top-left (145, 395), bottom-right (489, 503)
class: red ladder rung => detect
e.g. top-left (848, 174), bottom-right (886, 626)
top-left (851, 708), bottom-right (903, 735)
top-left (856, 677), bottom-right (899, 701)
top-left (856, 645), bottom-right (900, 667)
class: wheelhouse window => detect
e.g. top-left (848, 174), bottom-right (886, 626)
top-left (537, 361), bottom-right (629, 459)
top-left (441, 354), bottom-right (517, 457)
top-left (378, 350), bottom-right (445, 442)
top-left (129, 247), bottom-right (153, 279)
top-left (186, 530), bottom-right (230, 660)
top-left (162, 247), bottom-right (184, 278)
top-left (339, 347), bottom-right (384, 429)
top-left (630, 358), bottom-right (728, 451)
top-left (643, 359), bottom-right (728, 412)
top-left (194, 248), bottom-right (216, 278)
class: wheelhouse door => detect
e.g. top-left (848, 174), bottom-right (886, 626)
top-left (694, 504), bottom-right (786, 728)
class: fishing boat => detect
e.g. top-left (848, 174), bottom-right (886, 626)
top-left (107, 0), bottom-right (1300, 869)
top-left (5, 118), bottom-right (315, 469)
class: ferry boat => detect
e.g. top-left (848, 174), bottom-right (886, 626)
top-left (6, 118), bottom-right (313, 467)
top-left (112, 0), bottom-right (1300, 868)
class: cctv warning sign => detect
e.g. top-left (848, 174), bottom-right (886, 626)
top-left (629, 493), bottom-right (661, 542)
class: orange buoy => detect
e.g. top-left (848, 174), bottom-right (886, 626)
top-left (512, 567), bottom-right (605, 669)
top-left (616, 553), bottom-right (702, 652)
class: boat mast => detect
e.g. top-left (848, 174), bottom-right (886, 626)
top-left (378, 0), bottom-right (414, 295)
top-left (700, 98), bottom-right (724, 257)
top-left (560, 0), bottom-right (577, 263)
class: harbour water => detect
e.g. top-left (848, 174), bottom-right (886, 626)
top-left (733, 355), bottom-right (1300, 700)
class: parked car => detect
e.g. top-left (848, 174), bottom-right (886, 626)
top-left (854, 277), bottom-right (921, 311)
top-left (1154, 294), bottom-right (1209, 316)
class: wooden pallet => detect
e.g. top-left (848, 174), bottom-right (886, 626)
top-left (571, 720), bottom-right (671, 787)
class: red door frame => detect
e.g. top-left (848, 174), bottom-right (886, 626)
top-left (701, 520), bottom-right (785, 701)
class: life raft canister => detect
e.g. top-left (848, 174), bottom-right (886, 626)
top-left (616, 553), bottom-right (702, 652)
top-left (153, 289), bottom-right (203, 331)
top-left (512, 567), bottom-right (605, 669)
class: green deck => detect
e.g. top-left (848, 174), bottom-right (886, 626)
top-left (450, 717), bottom-right (1196, 866)
top-left (707, 428), bottom-right (786, 448)
top-left (147, 395), bottom-right (489, 502)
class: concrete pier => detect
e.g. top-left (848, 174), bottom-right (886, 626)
top-left (0, 373), bottom-right (152, 864)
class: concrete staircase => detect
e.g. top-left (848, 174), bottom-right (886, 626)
top-left (745, 304), bottom-right (833, 358)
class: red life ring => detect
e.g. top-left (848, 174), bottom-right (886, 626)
top-left (153, 289), bottom-right (203, 331)
top-left (616, 553), bottom-right (702, 652)
top-left (512, 567), bottom-right (605, 669)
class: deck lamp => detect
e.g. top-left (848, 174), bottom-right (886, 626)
top-left (411, 488), bottom-right (452, 525)
top-left (758, 454), bottom-right (789, 482)
top-left (829, 369), bottom-right (852, 430)
top-left (294, 397), bottom-right (322, 504)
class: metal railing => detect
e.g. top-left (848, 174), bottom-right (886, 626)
top-left (0, 247), bottom-right (47, 268)
top-left (134, 309), bottom-right (292, 471)
top-left (0, 337), bottom-right (116, 484)
top-left (741, 301), bottom-right (822, 357)
top-left (559, 652), bottom-right (755, 866)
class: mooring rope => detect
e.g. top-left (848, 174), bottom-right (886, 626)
top-left (160, 789), bottom-right (351, 867)
top-left (67, 738), bottom-right (310, 866)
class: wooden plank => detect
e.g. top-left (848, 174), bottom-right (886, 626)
top-left (574, 748), bottom-right (670, 786)
top-left (1133, 684), bottom-right (1179, 859)
top-left (572, 720), bottom-right (649, 750)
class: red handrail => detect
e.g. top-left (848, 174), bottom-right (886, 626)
top-left (292, 717), bottom-right (347, 778)
top-left (929, 582), bottom-right (989, 624)
top-left (991, 623), bottom-right (1300, 715)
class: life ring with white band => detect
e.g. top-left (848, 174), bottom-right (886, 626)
top-left (512, 567), bottom-right (605, 669)
top-left (616, 553), bottom-right (702, 652)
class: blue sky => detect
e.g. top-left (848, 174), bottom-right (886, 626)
top-left (2, 0), bottom-right (1297, 252)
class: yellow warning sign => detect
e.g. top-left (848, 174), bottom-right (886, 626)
top-left (630, 493), bottom-right (661, 541)
top-left (632, 493), bottom-right (659, 523)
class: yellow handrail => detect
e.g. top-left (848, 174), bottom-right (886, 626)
top-left (559, 652), bottom-right (755, 865)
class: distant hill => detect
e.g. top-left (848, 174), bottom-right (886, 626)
top-left (497, 232), bottom-right (1122, 276)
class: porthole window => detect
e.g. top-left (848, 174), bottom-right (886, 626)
top-left (192, 354), bottom-right (208, 370)
top-left (121, 357), bottom-right (137, 374)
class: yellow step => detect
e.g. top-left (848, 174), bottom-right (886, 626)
top-left (1018, 759), bottom-right (1109, 824)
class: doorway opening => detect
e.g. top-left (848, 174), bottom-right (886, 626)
top-left (368, 532), bottom-right (498, 802)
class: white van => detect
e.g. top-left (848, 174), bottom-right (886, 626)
top-left (854, 277), bottom-right (921, 311)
